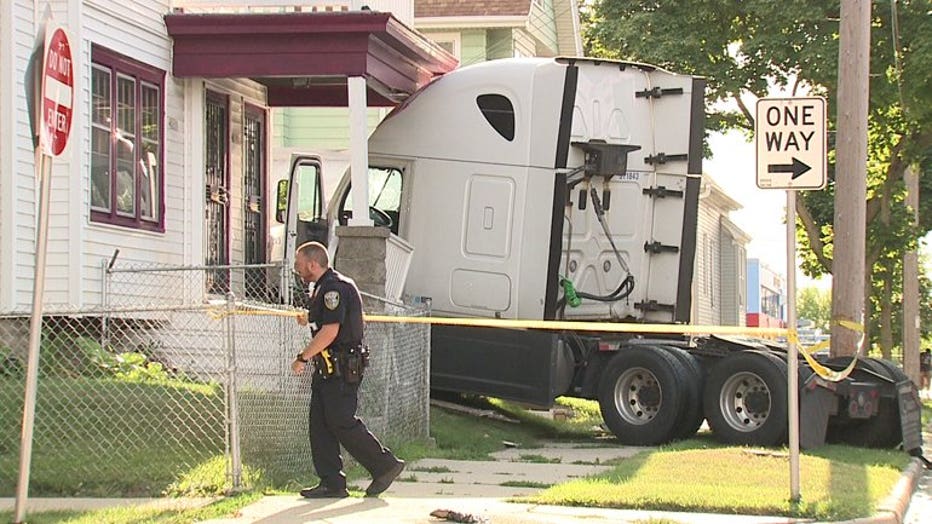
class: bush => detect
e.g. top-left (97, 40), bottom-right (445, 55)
top-left (0, 345), bottom-right (23, 377)
top-left (36, 335), bottom-right (170, 383)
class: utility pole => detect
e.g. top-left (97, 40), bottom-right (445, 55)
top-left (903, 165), bottom-right (920, 383)
top-left (831, 0), bottom-right (870, 357)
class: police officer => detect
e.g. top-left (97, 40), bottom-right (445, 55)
top-left (291, 241), bottom-right (405, 498)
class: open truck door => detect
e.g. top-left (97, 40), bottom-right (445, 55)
top-left (277, 154), bottom-right (329, 254)
top-left (271, 154), bottom-right (327, 304)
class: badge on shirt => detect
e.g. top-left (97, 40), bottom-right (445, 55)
top-left (324, 291), bottom-right (340, 310)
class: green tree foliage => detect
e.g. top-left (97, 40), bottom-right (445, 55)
top-left (582, 0), bottom-right (932, 351)
top-left (798, 287), bottom-right (831, 332)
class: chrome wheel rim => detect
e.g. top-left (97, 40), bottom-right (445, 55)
top-left (613, 366), bottom-right (662, 426)
top-left (718, 371), bottom-right (771, 432)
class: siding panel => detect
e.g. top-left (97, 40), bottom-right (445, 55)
top-left (76, 0), bottom-right (180, 307)
top-left (7, 1), bottom-right (41, 308)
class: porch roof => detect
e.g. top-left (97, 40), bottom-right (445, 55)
top-left (164, 11), bottom-right (458, 106)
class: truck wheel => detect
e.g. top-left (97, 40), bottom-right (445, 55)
top-left (703, 351), bottom-right (788, 446)
top-left (824, 357), bottom-right (899, 448)
top-left (597, 347), bottom-right (687, 445)
top-left (658, 345), bottom-right (705, 440)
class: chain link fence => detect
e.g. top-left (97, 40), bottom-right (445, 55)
top-left (0, 262), bottom-right (429, 497)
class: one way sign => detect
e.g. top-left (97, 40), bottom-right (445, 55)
top-left (755, 97), bottom-right (826, 190)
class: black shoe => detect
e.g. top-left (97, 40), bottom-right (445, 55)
top-left (300, 484), bottom-right (349, 499)
top-left (365, 459), bottom-right (405, 497)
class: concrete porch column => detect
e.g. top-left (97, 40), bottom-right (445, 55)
top-left (333, 225), bottom-right (388, 311)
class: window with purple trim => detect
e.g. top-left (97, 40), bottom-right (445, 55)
top-left (90, 46), bottom-right (165, 230)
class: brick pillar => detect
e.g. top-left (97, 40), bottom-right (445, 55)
top-left (333, 226), bottom-right (388, 311)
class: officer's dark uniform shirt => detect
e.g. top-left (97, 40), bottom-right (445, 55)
top-left (308, 268), bottom-right (364, 349)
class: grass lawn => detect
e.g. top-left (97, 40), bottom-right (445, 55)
top-left (524, 437), bottom-right (911, 521)
top-left (0, 377), bottom-right (225, 497)
top-left (4, 392), bottom-right (928, 523)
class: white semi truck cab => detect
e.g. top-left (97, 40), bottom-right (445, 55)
top-left (273, 57), bottom-right (924, 454)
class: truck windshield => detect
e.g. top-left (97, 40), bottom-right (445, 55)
top-left (340, 166), bottom-right (403, 234)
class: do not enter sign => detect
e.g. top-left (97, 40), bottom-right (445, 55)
top-left (41, 24), bottom-right (74, 157)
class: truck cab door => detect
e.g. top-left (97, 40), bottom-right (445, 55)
top-left (276, 155), bottom-right (328, 259)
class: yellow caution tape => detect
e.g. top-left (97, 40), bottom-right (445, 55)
top-left (790, 318), bottom-right (865, 382)
top-left (207, 306), bottom-right (869, 383)
top-left (206, 306), bottom-right (305, 320)
top-left (364, 314), bottom-right (787, 338)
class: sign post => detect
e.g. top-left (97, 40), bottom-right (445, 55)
top-left (15, 21), bottom-right (74, 524)
top-left (755, 96), bottom-right (826, 504)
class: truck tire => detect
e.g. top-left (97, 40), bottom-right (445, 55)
top-left (703, 351), bottom-right (788, 446)
top-left (658, 345), bottom-right (705, 440)
top-left (597, 347), bottom-right (688, 445)
top-left (824, 357), bottom-right (900, 448)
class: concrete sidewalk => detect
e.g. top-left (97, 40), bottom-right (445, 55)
top-left (199, 442), bottom-right (810, 524)
top-left (201, 495), bottom-right (805, 524)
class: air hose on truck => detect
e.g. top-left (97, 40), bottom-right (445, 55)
top-left (558, 185), bottom-right (635, 310)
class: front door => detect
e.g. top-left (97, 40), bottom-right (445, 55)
top-left (205, 92), bottom-right (230, 294)
top-left (243, 105), bottom-right (266, 299)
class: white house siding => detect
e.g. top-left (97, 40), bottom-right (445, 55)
top-left (693, 203), bottom-right (721, 325)
top-left (552, 0), bottom-right (581, 56)
top-left (1, 1), bottom-right (44, 310)
top-left (513, 28), bottom-right (536, 58)
top-left (719, 225), bottom-right (735, 324)
top-left (719, 227), bottom-right (740, 325)
top-left (73, 0), bottom-right (185, 308)
top-left (527, 0), bottom-right (557, 56)
top-left (719, 217), bottom-right (748, 327)
top-left (1, 1), bottom-right (9, 309)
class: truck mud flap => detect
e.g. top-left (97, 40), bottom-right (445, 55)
top-left (430, 325), bottom-right (573, 408)
top-left (896, 379), bottom-right (929, 467)
top-left (799, 373), bottom-right (835, 449)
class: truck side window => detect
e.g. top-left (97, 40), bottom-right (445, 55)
top-left (294, 162), bottom-right (322, 222)
top-left (293, 161), bottom-right (327, 247)
top-left (476, 94), bottom-right (515, 141)
top-left (339, 166), bottom-right (404, 235)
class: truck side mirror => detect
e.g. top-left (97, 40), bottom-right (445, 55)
top-left (275, 179), bottom-right (289, 224)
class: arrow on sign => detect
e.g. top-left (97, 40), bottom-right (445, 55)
top-left (767, 157), bottom-right (811, 179)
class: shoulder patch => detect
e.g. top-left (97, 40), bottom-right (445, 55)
top-left (324, 290), bottom-right (340, 310)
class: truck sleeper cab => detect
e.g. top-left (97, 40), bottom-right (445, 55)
top-left (275, 57), bottom-right (920, 452)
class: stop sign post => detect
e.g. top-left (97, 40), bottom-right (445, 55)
top-left (16, 21), bottom-right (75, 524)
top-left (41, 25), bottom-right (74, 157)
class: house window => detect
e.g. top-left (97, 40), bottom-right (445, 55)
top-left (90, 45), bottom-right (165, 231)
top-left (423, 32), bottom-right (460, 59)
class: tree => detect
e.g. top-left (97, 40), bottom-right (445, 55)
top-left (582, 0), bottom-right (932, 353)
top-left (797, 287), bottom-right (831, 332)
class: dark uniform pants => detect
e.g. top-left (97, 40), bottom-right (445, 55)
top-left (309, 376), bottom-right (396, 490)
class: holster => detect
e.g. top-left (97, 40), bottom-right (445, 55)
top-left (313, 349), bottom-right (340, 379)
top-left (339, 345), bottom-right (370, 384)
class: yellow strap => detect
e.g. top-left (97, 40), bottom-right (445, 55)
top-left (207, 307), bottom-right (868, 382)
top-left (790, 318), bottom-right (865, 382)
top-left (364, 315), bottom-right (787, 337)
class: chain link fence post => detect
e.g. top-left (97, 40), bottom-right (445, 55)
top-left (225, 291), bottom-right (242, 490)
